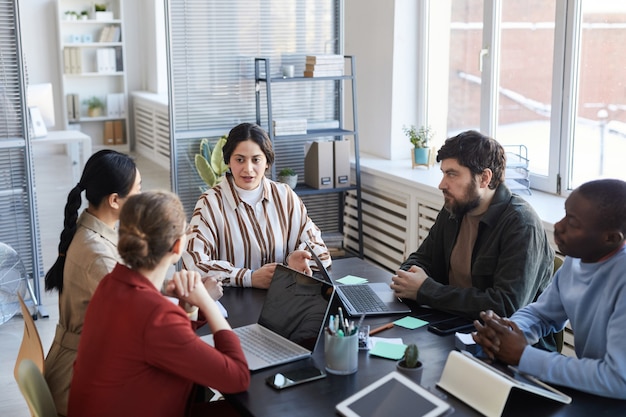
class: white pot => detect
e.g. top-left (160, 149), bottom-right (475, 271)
top-left (278, 174), bottom-right (298, 189)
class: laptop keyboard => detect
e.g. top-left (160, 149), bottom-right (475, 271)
top-left (340, 285), bottom-right (388, 312)
top-left (234, 326), bottom-right (305, 363)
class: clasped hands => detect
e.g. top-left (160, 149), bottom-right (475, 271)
top-left (164, 270), bottom-right (224, 307)
top-left (472, 310), bottom-right (528, 365)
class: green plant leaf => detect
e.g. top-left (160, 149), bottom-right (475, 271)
top-left (195, 154), bottom-right (217, 187)
top-left (199, 138), bottom-right (211, 162)
top-left (211, 136), bottom-right (229, 176)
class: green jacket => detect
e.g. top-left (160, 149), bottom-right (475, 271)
top-left (401, 184), bottom-right (554, 320)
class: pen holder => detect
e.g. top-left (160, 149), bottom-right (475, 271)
top-left (324, 331), bottom-right (358, 375)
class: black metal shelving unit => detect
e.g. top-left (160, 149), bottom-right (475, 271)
top-left (254, 56), bottom-right (363, 258)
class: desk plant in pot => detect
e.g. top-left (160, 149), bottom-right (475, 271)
top-left (404, 125), bottom-right (433, 168)
top-left (194, 135), bottom-right (229, 191)
top-left (277, 167), bottom-right (298, 189)
top-left (396, 343), bottom-right (423, 383)
top-left (84, 96), bottom-right (104, 117)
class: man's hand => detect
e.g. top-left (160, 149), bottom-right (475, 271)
top-left (473, 310), bottom-right (527, 365)
top-left (286, 249), bottom-right (313, 275)
top-left (251, 263), bottom-right (277, 289)
top-left (390, 265), bottom-right (428, 300)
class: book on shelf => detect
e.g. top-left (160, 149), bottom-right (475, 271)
top-left (64, 48), bottom-right (82, 74)
top-left (106, 93), bottom-right (125, 117)
top-left (96, 48), bottom-right (116, 73)
top-left (113, 120), bottom-right (125, 144)
top-left (66, 93), bottom-right (80, 121)
top-left (98, 26), bottom-right (112, 43)
top-left (305, 54), bottom-right (344, 65)
top-left (303, 69), bottom-right (344, 78)
top-left (103, 121), bottom-right (115, 145)
top-left (305, 63), bottom-right (344, 72)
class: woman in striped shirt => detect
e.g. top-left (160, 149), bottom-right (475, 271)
top-left (182, 122), bottom-right (331, 289)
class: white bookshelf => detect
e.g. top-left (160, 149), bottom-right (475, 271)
top-left (56, 0), bottom-right (129, 151)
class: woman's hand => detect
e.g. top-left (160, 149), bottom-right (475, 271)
top-left (202, 274), bottom-right (224, 301)
top-left (287, 249), bottom-right (312, 275)
top-left (164, 270), bottom-right (210, 307)
top-left (251, 263), bottom-right (277, 289)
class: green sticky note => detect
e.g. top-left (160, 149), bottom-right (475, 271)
top-left (369, 341), bottom-right (407, 360)
top-left (336, 275), bottom-right (369, 285)
top-left (393, 316), bottom-right (428, 330)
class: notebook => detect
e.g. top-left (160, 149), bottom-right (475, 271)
top-left (306, 242), bottom-right (410, 317)
top-left (201, 264), bottom-right (334, 371)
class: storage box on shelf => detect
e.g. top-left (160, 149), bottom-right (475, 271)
top-left (56, 0), bottom-right (128, 150)
top-left (254, 56), bottom-right (363, 257)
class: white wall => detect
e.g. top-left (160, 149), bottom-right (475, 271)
top-left (345, 0), bottom-right (422, 160)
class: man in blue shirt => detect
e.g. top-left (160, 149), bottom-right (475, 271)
top-left (473, 179), bottom-right (626, 399)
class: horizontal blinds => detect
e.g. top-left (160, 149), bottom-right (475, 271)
top-left (0, 0), bottom-right (42, 291)
top-left (0, 0), bottom-right (23, 139)
top-left (168, 0), bottom-right (340, 215)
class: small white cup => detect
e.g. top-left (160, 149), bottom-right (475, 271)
top-left (282, 64), bottom-right (295, 78)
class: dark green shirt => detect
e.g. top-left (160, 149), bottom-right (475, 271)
top-left (401, 184), bottom-right (554, 320)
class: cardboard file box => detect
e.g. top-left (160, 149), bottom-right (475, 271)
top-left (304, 141), bottom-right (333, 189)
top-left (103, 121), bottom-right (115, 145)
top-left (333, 140), bottom-right (350, 188)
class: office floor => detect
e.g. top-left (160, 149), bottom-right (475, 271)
top-left (0, 144), bottom-right (170, 416)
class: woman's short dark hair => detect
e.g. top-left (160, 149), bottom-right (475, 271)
top-left (44, 150), bottom-right (137, 292)
top-left (118, 191), bottom-right (186, 270)
top-left (222, 122), bottom-right (275, 166)
top-left (436, 130), bottom-right (506, 190)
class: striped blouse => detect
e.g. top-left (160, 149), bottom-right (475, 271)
top-left (182, 174), bottom-right (331, 287)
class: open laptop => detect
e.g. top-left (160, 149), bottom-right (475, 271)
top-left (200, 264), bottom-right (334, 371)
top-left (306, 242), bottom-right (410, 316)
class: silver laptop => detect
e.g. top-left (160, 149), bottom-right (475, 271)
top-left (306, 242), bottom-right (410, 317)
top-left (201, 264), bottom-right (334, 371)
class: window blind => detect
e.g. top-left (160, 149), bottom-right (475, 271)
top-left (166, 0), bottom-right (341, 216)
top-left (0, 0), bottom-right (43, 302)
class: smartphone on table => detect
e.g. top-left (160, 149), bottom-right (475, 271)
top-left (266, 365), bottom-right (327, 390)
top-left (427, 316), bottom-right (475, 336)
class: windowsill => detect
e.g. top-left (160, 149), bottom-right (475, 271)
top-left (358, 152), bottom-right (565, 233)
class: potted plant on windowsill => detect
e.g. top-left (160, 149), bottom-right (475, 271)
top-left (84, 96), bottom-right (104, 117)
top-left (194, 135), bottom-right (229, 190)
top-left (277, 167), bottom-right (298, 189)
top-left (403, 125), bottom-right (434, 168)
top-left (396, 343), bottom-right (423, 383)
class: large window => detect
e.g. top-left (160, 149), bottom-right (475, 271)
top-left (438, 0), bottom-right (626, 194)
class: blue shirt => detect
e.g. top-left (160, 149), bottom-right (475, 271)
top-left (513, 245), bottom-right (626, 399)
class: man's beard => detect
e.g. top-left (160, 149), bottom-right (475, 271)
top-left (444, 181), bottom-right (481, 219)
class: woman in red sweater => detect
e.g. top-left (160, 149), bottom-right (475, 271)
top-left (68, 191), bottom-right (249, 416)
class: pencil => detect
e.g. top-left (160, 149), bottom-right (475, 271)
top-left (369, 322), bottom-right (394, 336)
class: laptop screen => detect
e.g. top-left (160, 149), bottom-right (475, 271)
top-left (257, 265), bottom-right (334, 351)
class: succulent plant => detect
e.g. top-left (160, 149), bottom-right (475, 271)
top-left (402, 343), bottom-right (420, 368)
top-left (278, 167), bottom-right (296, 177)
top-left (194, 135), bottom-right (229, 188)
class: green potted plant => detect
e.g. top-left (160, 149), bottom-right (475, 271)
top-left (94, 3), bottom-right (113, 21)
top-left (403, 125), bottom-right (433, 167)
top-left (396, 343), bottom-right (423, 383)
top-left (277, 167), bottom-right (298, 189)
top-left (84, 96), bottom-right (104, 117)
top-left (79, 10), bottom-right (89, 20)
top-left (194, 135), bottom-right (229, 189)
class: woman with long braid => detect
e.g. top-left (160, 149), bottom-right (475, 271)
top-left (44, 150), bottom-right (141, 416)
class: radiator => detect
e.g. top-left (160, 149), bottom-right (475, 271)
top-left (132, 92), bottom-right (170, 169)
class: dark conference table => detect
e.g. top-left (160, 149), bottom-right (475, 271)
top-left (208, 257), bottom-right (626, 416)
